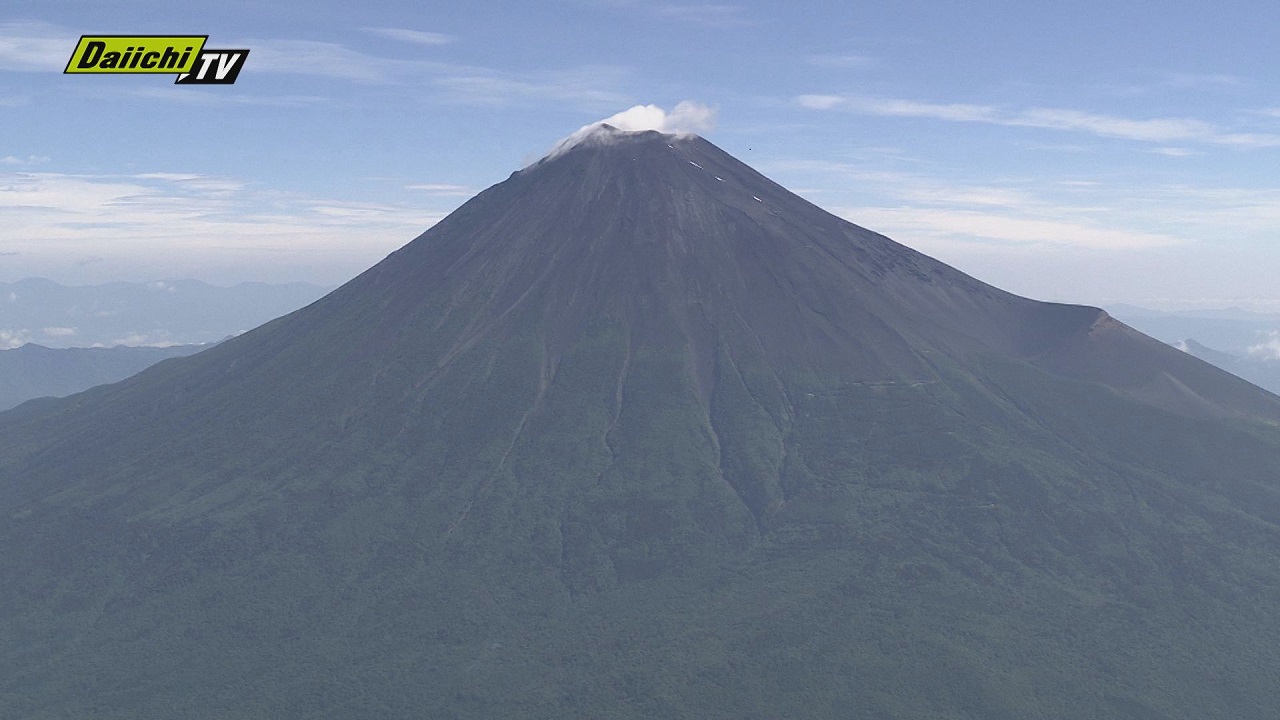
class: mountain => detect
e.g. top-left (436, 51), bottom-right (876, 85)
top-left (0, 277), bottom-right (330, 348)
top-left (1102, 305), bottom-right (1280, 397)
top-left (4, 127), bottom-right (1280, 719)
top-left (1171, 338), bottom-right (1280, 396)
top-left (0, 343), bottom-right (207, 411)
top-left (1109, 303), bottom-right (1280, 357)
top-left (1174, 337), bottom-right (1243, 367)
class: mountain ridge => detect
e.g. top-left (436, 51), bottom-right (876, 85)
top-left (0, 342), bottom-right (206, 411)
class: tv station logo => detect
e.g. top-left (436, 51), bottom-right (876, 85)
top-left (64, 36), bottom-right (248, 84)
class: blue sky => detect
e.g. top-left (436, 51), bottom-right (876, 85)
top-left (2, 1), bottom-right (1279, 309)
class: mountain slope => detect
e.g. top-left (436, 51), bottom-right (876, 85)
top-left (3, 128), bottom-right (1280, 719)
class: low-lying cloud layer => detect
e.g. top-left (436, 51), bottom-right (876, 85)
top-left (0, 170), bottom-right (446, 284)
top-left (1248, 331), bottom-right (1280, 361)
top-left (796, 94), bottom-right (1280, 149)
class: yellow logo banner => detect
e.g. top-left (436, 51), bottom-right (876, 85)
top-left (64, 36), bottom-right (208, 74)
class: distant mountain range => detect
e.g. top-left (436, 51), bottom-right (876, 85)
top-left (0, 278), bottom-right (330, 349)
top-left (0, 343), bottom-right (207, 411)
top-left (1172, 339), bottom-right (1280, 397)
top-left (1109, 303), bottom-right (1280, 357)
top-left (1110, 304), bottom-right (1280, 396)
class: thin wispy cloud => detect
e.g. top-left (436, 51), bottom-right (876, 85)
top-left (223, 38), bottom-right (630, 110)
top-left (1, 24), bottom-right (632, 113)
top-left (1164, 73), bottom-right (1244, 90)
top-left (239, 39), bottom-right (408, 83)
top-left (0, 170), bottom-right (445, 280)
top-left (796, 94), bottom-right (1280, 148)
top-left (797, 95), bottom-right (997, 122)
top-left (656, 4), bottom-right (750, 26)
top-left (1093, 73), bottom-right (1249, 99)
top-left (838, 206), bottom-right (1184, 251)
top-left (362, 27), bottom-right (455, 45)
top-left (1009, 108), bottom-right (1217, 143)
top-left (1142, 185), bottom-right (1280, 237)
top-left (133, 173), bottom-right (246, 195)
top-left (1213, 132), bottom-right (1280, 147)
top-left (806, 53), bottom-right (877, 68)
top-left (432, 64), bottom-right (632, 109)
top-left (404, 183), bottom-right (475, 196)
top-left (122, 87), bottom-right (329, 107)
top-left (764, 156), bottom-right (1280, 255)
top-left (0, 155), bottom-right (51, 165)
top-left (769, 157), bottom-right (1162, 251)
top-left (0, 20), bottom-right (74, 72)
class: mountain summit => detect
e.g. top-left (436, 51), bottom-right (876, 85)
top-left (4, 130), bottom-right (1280, 718)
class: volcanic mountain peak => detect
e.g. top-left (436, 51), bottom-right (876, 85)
top-left (391, 131), bottom-right (1277, 421)
top-left (537, 122), bottom-right (689, 164)
top-left (6, 127), bottom-right (1280, 718)
top-left (564, 121), bottom-right (665, 144)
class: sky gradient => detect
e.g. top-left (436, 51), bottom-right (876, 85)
top-left (2, 1), bottom-right (1278, 309)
